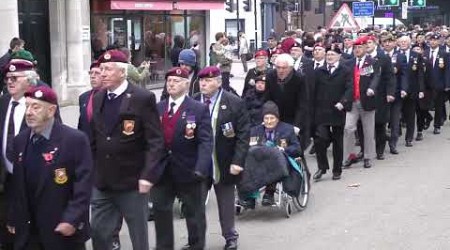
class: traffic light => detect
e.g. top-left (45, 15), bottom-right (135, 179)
top-left (225, 0), bottom-right (234, 12)
top-left (411, 0), bottom-right (426, 7)
top-left (378, 0), bottom-right (399, 7)
top-left (243, 0), bottom-right (251, 12)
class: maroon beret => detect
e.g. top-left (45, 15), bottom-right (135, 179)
top-left (165, 67), bottom-right (189, 79)
top-left (254, 50), bottom-right (268, 58)
top-left (97, 50), bottom-right (128, 64)
top-left (326, 44), bottom-right (342, 54)
top-left (354, 36), bottom-right (369, 46)
top-left (4, 61), bottom-right (34, 74)
top-left (24, 85), bottom-right (58, 105)
top-left (280, 37), bottom-right (296, 53)
top-left (198, 66), bottom-right (221, 78)
top-left (90, 60), bottom-right (100, 70)
top-left (272, 48), bottom-right (285, 55)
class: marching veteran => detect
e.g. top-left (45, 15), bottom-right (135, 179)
top-left (90, 49), bottom-right (164, 250)
top-left (152, 67), bottom-right (213, 250)
top-left (7, 85), bottom-right (92, 249)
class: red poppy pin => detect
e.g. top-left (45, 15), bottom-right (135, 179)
top-left (42, 147), bottom-right (58, 165)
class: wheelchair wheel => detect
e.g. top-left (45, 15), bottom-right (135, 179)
top-left (294, 159), bottom-right (310, 210)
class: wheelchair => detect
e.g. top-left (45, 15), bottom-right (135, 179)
top-left (235, 148), bottom-right (310, 218)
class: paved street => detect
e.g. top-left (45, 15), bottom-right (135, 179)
top-left (60, 61), bottom-right (450, 250)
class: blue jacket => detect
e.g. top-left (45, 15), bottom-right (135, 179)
top-left (250, 122), bottom-right (301, 158)
top-left (156, 97), bottom-right (213, 184)
top-left (9, 122), bottom-right (93, 249)
top-left (77, 90), bottom-right (94, 140)
top-left (424, 47), bottom-right (450, 90)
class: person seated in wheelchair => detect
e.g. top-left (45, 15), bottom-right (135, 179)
top-left (240, 101), bottom-right (302, 208)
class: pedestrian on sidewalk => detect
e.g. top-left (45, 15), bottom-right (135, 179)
top-left (239, 32), bottom-right (249, 73)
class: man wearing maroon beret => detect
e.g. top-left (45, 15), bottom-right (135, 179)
top-left (153, 67), bottom-right (213, 250)
top-left (7, 86), bottom-right (92, 249)
top-left (242, 50), bottom-right (268, 96)
top-left (194, 66), bottom-right (250, 250)
top-left (90, 50), bottom-right (164, 250)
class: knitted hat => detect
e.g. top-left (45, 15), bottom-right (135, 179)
top-left (262, 101), bottom-right (279, 118)
top-left (178, 49), bottom-right (197, 67)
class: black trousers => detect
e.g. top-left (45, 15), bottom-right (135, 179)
top-left (433, 90), bottom-right (446, 128)
top-left (0, 173), bottom-right (13, 250)
top-left (416, 107), bottom-right (433, 132)
top-left (314, 125), bottom-right (344, 174)
top-left (402, 97), bottom-right (417, 142)
top-left (389, 98), bottom-right (403, 149)
top-left (152, 179), bottom-right (206, 250)
top-left (359, 122), bottom-right (387, 156)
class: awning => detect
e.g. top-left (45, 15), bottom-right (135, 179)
top-left (110, 1), bottom-right (224, 10)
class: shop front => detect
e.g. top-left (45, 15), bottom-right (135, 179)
top-left (90, 0), bottom-right (224, 88)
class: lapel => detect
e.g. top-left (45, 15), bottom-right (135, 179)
top-left (118, 84), bottom-right (134, 115)
top-left (93, 89), bottom-right (107, 134)
top-left (174, 98), bottom-right (191, 138)
top-left (35, 122), bottom-right (64, 198)
top-left (216, 91), bottom-right (228, 131)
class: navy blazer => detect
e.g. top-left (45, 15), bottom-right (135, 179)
top-left (77, 90), bottom-right (93, 140)
top-left (9, 122), bottom-right (92, 249)
top-left (250, 122), bottom-right (301, 158)
top-left (156, 97), bottom-right (213, 184)
top-left (423, 47), bottom-right (450, 90)
top-left (194, 90), bottom-right (250, 184)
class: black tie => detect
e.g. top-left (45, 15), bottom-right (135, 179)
top-left (168, 102), bottom-right (176, 117)
top-left (315, 62), bottom-right (320, 69)
top-left (6, 101), bottom-right (19, 162)
top-left (266, 130), bottom-right (273, 141)
top-left (328, 64), bottom-right (334, 73)
top-left (31, 134), bottom-right (45, 145)
top-left (357, 58), bottom-right (362, 68)
top-left (108, 93), bottom-right (117, 100)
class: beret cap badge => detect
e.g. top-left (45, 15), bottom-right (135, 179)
top-left (104, 53), bottom-right (111, 60)
top-left (176, 69), bottom-right (181, 75)
top-left (34, 90), bottom-right (43, 98)
top-left (9, 65), bottom-right (16, 72)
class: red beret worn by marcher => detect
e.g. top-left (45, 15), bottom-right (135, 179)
top-left (165, 67), bottom-right (189, 79)
top-left (90, 60), bottom-right (100, 70)
top-left (97, 50), bottom-right (128, 64)
top-left (3, 60), bottom-right (34, 74)
top-left (197, 66), bottom-right (221, 78)
top-left (272, 48), bottom-right (285, 55)
top-left (354, 36), bottom-right (369, 46)
top-left (254, 50), bottom-right (268, 58)
top-left (25, 85), bottom-right (58, 105)
top-left (280, 37), bottom-right (296, 53)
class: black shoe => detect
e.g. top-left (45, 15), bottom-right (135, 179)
top-left (424, 119), bottom-right (431, 130)
top-left (433, 128), bottom-right (441, 134)
top-left (181, 244), bottom-right (191, 250)
top-left (416, 132), bottom-right (423, 141)
top-left (238, 198), bottom-right (256, 210)
top-left (309, 145), bottom-right (316, 155)
top-left (405, 141), bottom-right (413, 147)
top-left (363, 159), bottom-right (372, 168)
top-left (390, 148), bottom-right (399, 154)
top-left (313, 169), bottom-right (326, 180)
top-left (356, 151), bottom-right (364, 161)
top-left (332, 173), bottom-right (341, 180)
top-left (261, 193), bottom-right (275, 206)
top-left (224, 239), bottom-right (238, 250)
top-left (376, 154), bottom-right (385, 160)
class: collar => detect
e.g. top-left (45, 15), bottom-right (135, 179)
top-left (9, 96), bottom-right (26, 105)
top-left (30, 118), bottom-right (55, 140)
top-left (329, 61), bottom-right (339, 69)
top-left (107, 80), bottom-right (128, 97)
top-left (203, 88), bottom-right (221, 103)
top-left (369, 50), bottom-right (377, 58)
top-left (168, 94), bottom-right (186, 108)
top-left (357, 55), bottom-right (367, 62)
top-left (314, 59), bottom-right (325, 66)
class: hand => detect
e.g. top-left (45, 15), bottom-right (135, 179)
top-left (387, 95), bottom-right (395, 103)
top-left (366, 88), bottom-right (375, 96)
top-left (419, 92), bottom-right (425, 99)
top-left (400, 91), bottom-right (407, 98)
top-left (6, 225), bottom-right (15, 234)
top-left (138, 179), bottom-right (154, 194)
top-left (335, 102), bottom-right (344, 111)
top-left (230, 164), bottom-right (243, 175)
top-left (54, 222), bottom-right (76, 237)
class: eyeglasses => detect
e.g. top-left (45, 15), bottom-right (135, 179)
top-left (4, 75), bottom-right (26, 83)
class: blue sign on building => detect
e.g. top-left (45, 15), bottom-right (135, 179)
top-left (352, 1), bottom-right (375, 17)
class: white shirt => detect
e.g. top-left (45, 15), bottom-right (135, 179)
top-left (313, 59), bottom-right (325, 69)
top-left (328, 62), bottom-right (339, 74)
top-left (403, 49), bottom-right (410, 64)
top-left (294, 56), bottom-right (303, 71)
top-left (430, 47), bottom-right (439, 67)
top-left (344, 47), bottom-right (353, 55)
top-left (168, 95), bottom-right (186, 114)
top-left (369, 50), bottom-right (377, 59)
top-left (2, 96), bottom-right (26, 173)
top-left (107, 80), bottom-right (129, 99)
top-left (357, 55), bottom-right (366, 68)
